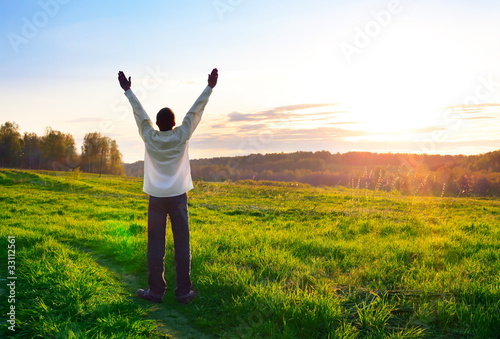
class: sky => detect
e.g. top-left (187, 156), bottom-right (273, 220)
top-left (1, 0), bottom-right (500, 163)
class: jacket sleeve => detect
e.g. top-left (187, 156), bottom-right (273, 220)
top-left (173, 86), bottom-right (213, 143)
top-left (124, 89), bottom-right (155, 142)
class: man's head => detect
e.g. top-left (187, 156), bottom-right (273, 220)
top-left (156, 108), bottom-right (175, 131)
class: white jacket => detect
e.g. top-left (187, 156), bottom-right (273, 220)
top-left (125, 86), bottom-right (213, 197)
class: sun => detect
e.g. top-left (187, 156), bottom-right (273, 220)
top-left (339, 26), bottom-right (473, 138)
top-left (346, 93), bottom-right (438, 136)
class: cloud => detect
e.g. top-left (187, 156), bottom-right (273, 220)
top-left (228, 103), bottom-right (344, 123)
top-left (326, 121), bottom-right (361, 126)
top-left (269, 103), bottom-right (339, 112)
top-left (193, 126), bottom-right (368, 148)
top-left (271, 127), bottom-right (368, 140)
top-left (195, 103), bottom-right (368, 155)
top-left (186, 99), bottom-right (500, 161)
top-left (211, 124), bottom-right (226, 129)
top-left (462, 116), bottom-right (496, 120)
top-left (445, 103), bottom-right (500, 111)
top-left (387, 126), bottom-right (447, 135)
top-left (441, 102), bottom-right (500, 121)
top-left (444, 102), bottom-right (500, 113)
top-left (228, 112), bottom-right (254, 122)
top-left (237, 124), bottom-right (268, 132)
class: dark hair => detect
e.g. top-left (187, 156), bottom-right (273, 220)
top-left (156, 108), bottom-right (175, 131)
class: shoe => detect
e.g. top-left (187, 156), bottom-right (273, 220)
top-left (176, 289), bottom-right (197, 304)
top-left (137, 289), bottom-right (162, 303)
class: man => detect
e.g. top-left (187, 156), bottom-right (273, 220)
top-left (118, 68), bottom-right (218, 304)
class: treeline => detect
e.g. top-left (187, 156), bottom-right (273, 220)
top-left (186, 150), bottom-right (500, 197)
top-left (124, 161), bottom-right (144, 177)
top-left (0, 121), bottom-right (124, 175)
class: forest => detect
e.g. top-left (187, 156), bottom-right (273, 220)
top-left (189, 151), bottom-right (500, 197)
top-left (0, 121), bottom-right (124, 175)
top-left (127, 150), bottom-right (500, 197)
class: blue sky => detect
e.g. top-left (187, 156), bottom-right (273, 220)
top-left (1, 0), bottom-right (500, 163)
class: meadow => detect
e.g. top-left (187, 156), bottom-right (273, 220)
top-left (0, 169), bottom-right (499, 338)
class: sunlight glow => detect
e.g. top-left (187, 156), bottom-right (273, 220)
top-left (341, 24), bottom-right (479, 138)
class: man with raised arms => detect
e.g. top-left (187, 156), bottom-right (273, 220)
top-left (118, 68), bottom-right (218, 304)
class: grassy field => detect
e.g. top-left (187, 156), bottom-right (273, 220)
top-left (1, 169), bottom-right (499, 338)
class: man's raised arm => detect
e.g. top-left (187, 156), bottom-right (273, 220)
top-left (118, 71), bottom-right (154, 140)
top-left (174, 68), bottom-right (218, 141)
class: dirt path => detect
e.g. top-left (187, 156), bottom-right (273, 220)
top-left (78, 247), bottom-right (214, 339)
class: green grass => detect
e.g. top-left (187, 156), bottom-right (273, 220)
top-left (1, 169), bottom-right (499, 338)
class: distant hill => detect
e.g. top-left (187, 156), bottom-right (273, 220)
top-left (124, 161), bottom-right (144, 177)
top-left (124, 150), bottom-right (500, 196)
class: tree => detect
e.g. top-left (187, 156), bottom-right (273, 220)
top-left (474, 176), bottom-right (492, 196)
top-left (81, 132), bottom-right (107, 173)
top-left (39, 128), bottom-right (77, 171)
top-left (0, 122), bottom-right (22, 167)
top-left (108, 140), bottom-right (124, 175)
top-left (81, 132), bottom-right (124, 175)
top-left (22, 132), bottom-right (42, 169)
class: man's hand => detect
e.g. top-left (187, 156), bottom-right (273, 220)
top-left (118, 71), bottom-right (131, 91)
top-left (208, 68), bottom-right (218, 88)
